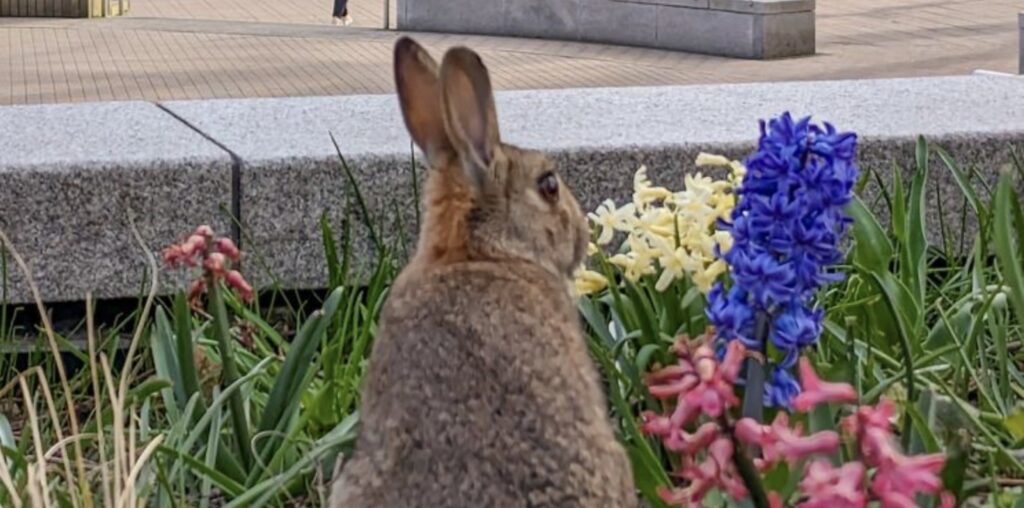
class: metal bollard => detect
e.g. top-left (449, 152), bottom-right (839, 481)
top-left (384, 0), bottom-right (390, 30)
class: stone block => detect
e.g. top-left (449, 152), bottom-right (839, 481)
top-left (160, 95), bottom-right (419, 291)
top-left (4, 75), bottom-right (1023, 302)
top-left (397, 0), bottom-right (815, 59)
top-left (578, 0), bottom-right (659, 47)
top-left (710, 0), bottom-right (813, 14)
top-left (167, 75), bottom-right (1024, 292)
top-left (0, 102), bottom-right (233, 304)
top-left (505, 0), bottom-right (581, 40)
top-left (398, 0), bottom-right (505, 34)
top-left (654, 5), bottom-right (813, 58)
top-left (615, 0), bottom-right (708, 10)
top-left (758, 10), bottom-right (815, 59)
top-left (655, 6), bottom-right (757, 57)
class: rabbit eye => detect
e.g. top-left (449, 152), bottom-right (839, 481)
top-left (537, 172), bottom-right (559, 201)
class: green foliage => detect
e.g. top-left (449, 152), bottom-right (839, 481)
top-left (1, 139), bottom-right (1022, 507)
top-left (581, 139), bottom-right (1024, 506)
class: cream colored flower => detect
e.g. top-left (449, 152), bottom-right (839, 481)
top-left (632, 166), bottom-right (672, 208)
top-left (691, 259), bottom-right (729, 294)
top-left (695, 152), bottom-right (732, 167)
top-left (608, 250), bottom-right (655, 283)
top-left (635, 207), bottom-right (676, 240)
top-left (588, 199), bottom-right (620, 245)
top-left (651, 236), bottom-right (702, 292)
top-left (729, 160), bottom-right (747, 181)
top-left (580, 158), bottom-right (741, 295)
top-left (714, 230), bottom-right (734, 254)
top-left (573, 268), bottom-right (609, 296)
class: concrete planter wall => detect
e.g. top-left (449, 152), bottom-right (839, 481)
top-left (397, 0), bottom-right (815, 59)
top-left (2, 75), bottom-right (1024, 304)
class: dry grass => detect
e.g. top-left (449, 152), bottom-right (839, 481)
top-left (0, 218), bottom-right (163, 508)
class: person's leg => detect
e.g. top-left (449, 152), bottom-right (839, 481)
top-left (332, 0), bottom-right (347, 18)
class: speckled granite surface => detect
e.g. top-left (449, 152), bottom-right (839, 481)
top-left (2, 75), bottom-right (1022, 303)
top-left (0, 101), bottom-right (233, 303)
top-left (160, 74), bottom-right (1024, 294)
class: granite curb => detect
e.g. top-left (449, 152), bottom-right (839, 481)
top-left (2, 74), bottom-right (1023, 303)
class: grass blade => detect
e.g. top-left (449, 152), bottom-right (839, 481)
top-left (993, 171), bottom-right (1024, 328)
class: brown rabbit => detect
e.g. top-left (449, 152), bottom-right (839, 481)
top-left (330, 37), bottom-right (636, 508)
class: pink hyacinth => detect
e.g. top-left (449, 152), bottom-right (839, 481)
top-left (225, 270), bottom-right (254, 303)
top-left (735, 413), bottom-right (840, 470)
top-left (642, 345), bottom-right (954, 508)
top-left (842, 397), bottom-right (951, 507)
top-left (658, 437), bottom-right (747, 506)
top-left (164, 225), bottom-right (254, 305)
top-left (643, 334), bottom-right (748, 505)
top-left (798, 461), bottom-right (867, 508)
top-left (645, 337), bottom-right (745, 427)
top-left (216, 237), bottom-right (242, 261)
top-left (792, 356), bottom-right (858, 412)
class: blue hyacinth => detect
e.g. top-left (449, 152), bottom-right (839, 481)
top-left (707, 112), bottom-right (858, 409)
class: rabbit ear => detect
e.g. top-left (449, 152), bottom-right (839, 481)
top-left (439, 47), bottom-right (501, 189)
top-left (394, 37), bottom-right (453, 167)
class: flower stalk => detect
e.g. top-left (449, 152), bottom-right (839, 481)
top-left (163, 225), bottom-right (255, 469)
top-left (741, 311), bottom-right (770, 426)
top-left (207, 276), bottom-right (253, 469)
top-left (644, 339), bottom-right (953, 508)
top-left (708, 112), bottom-right (859, 409)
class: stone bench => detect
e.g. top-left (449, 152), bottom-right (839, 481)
top-left (397, 0), bottom-right (816, 59)
top-left (2, 74), bottom-right (1023, 304)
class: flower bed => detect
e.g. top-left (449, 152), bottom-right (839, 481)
top-left (1, 112), bottom-right (1023, 507)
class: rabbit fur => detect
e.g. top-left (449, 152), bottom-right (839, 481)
top-left (329, 37), bottom-right (636, 508)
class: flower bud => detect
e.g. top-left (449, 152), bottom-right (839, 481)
top-left (225, 270), bottom-right (253, 303)
top-left (215, 238), bottom-right (242, 261)
top-left (204, 252), bottom-right (226, 275)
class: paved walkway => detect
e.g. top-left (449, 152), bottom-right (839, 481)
top-left (0, 0), bottom-right (1020, 105)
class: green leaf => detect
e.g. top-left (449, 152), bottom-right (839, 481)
top-left (848, 196), bottom-right (893, 273)
top-left (1002, 409), bottom-right (1024, 442)
top-left (808, 403), bottom-right (841, 465)
top-left (905, 391), bottom-right (940, 455)
top-left (251, 287), bottom-right (345, 483)
top-left (174, 292), bottom-right (202, 403)
top-left (625, 445), bottom-right (672, 508)
top-left (762, 462), bottom-right (790, 493)
top-left (936, 147), bottom-right (985, 224)
top-left (157, 445), bottom-right (245, 497)
top-left (586, 336), bottom-right (671, 508)
top-left (130, 377), bottom-right (174, 406)
top-left (0, 414), bottom-right (14, 450)
top-left (862, 269), bottom-right (917, 443)
top-left (903, 136), bottom-right (929, 307)
top-left (207, 280), bottom-right (253, 470)
top-left (226, 414), bottom-right (360, 508)
top-left (635, 343), bottom-right (664, 376)
top-left (993, 172), bottom-right (1024, 332)
top-left (941, 429), bottom-right (970, 505)
top-left (891, 161), bottom-right (907, 241)
top-left (321, 212), bottom-right (342, 289)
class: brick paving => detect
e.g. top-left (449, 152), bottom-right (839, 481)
top-left (0, 0), bottom-right (1020, 105)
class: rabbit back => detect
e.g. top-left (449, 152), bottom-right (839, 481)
top-left (331, 261), bottom-right (636, 507)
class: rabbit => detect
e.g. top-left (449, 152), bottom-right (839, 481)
top-left (329, 37), bottom-right (637, 508)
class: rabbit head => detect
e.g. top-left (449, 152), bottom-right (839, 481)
top-left (393, 37), bottom-right (589, 280)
